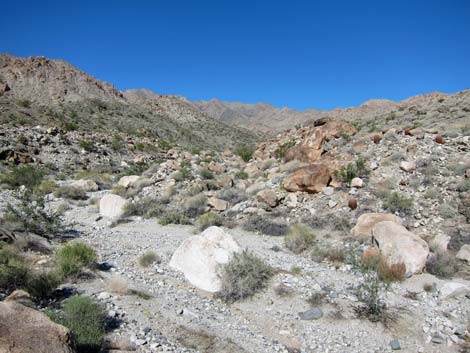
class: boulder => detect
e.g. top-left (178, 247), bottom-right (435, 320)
top-left (169, 226), bottom-right (241, 292)
top-left (70, 179), bottom-right (99, 192)
top-left (216, 175), bottom-right (234, 188)
top-left (207, 162), bottom-right (225, 174)
top-left (350, 177), bottom-right (363, 188)
top-left (351, 213), bottom-right (401, 238)
top-left (208, 197), bottom-right (229, 211)
top-left (244, 164), bottom-right (260, 178)
top-left (285, 128), bottom-right (325, 164)
top-left (440, 282), bottom-right (470, 300)
top-left (0, 295), bottom-right (75, 353)
top-left (409, 127), bottom-right (424, 139)
top-left (400, 161), bottom-right (416, 173)
top-left (256, 189), bottom-right (278, 207)
top-left (99, 194), bottom-right (128, 219)
top-left (283, 164), bottom-right (331, 193)
top-left (117, 175), bottom-right (140, 188)
top-left (372, 221), bottom-right (429, 276)
top-left (456, 244), bottom-right (470, 264)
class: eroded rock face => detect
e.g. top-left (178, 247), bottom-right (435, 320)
top-left (169, 226), bottom-right (241, 292)
top-left (0, 293), bottom-right (75, 353)
top-left (372, 221), bottom-right (429, 276)
top-left (99, 194), bottom-right (128, 219)
top-left (351, 213), bottom-right (402, 239)
top-left (285, 128), bottom-right (325, 164)
top-left (283, 164), bottom-right (331, 193)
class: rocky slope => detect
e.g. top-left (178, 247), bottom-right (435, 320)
top-left (0, 54), bottom-right (260, 151)
top-left (192, 91), bottom-right (470, 135)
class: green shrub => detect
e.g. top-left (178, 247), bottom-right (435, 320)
top-left (184, 194), bottom-right (207, 218)
top-left (235, 144), bottom-right (254, 162)
top-left (111, 133), bottom-right (124, 151)
top-left (48, 296), bottom-right (106, 353)
top-left (54, 185), bottom-right (88, 200)
top-left (17, 99), bottom-right (31, 108)
top-left (5, 189), bottom-right (66, 238)
top-left (63, 121), bottom-right (78, 131)
top-left (243, 215), bottom-right (289, 236)
top-left (55, 242), bottom-right (97, 277)
top-left (426, 251), bottom-right (459, 278)
top-left (0, 165), bottom-right (45, 189)
top-left (79, 140), bottom-right (95, 152)
top-left (158, 211), bottom-right (192, 225)
top-left (354, 273), bottom-right (388, 323)
top-left (37, 180), bottom-right (59, 195)
top-left (235, 171), bottom-right (249, 179)
top-left (197, 213), bottom-right (223, 231)
top-left (284, 224), bottom-right (315, 254)
top-left (382, 191), bottom-right (413, 215)
top-left (274, 139), bottom-right (296, 160)
top-left (199, 168), bottom-right (214, 180)
top-left (25, 271), bottom-right (62, 301)
top-left (17, 134), bottom-right (28, 144)
top-left (218, 250), bottom-right (274, 302)
top-left (138, 251), bottom-right (160, 267)
top-left (335, 163), bottom-right (357, 185)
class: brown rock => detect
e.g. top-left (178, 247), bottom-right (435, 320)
top-left (0, 300), bottom-right (75, 353)
top-left (285, 128), bottom-right (325, 163)
top-left (0, 83), bottom-right (10, 94)
top-left (256, 189), bottom-right (278, 207)
top-left (434, 135), bottom-right (444, 144)
top-left (207, 197), bottom-right (229, 211)
top-left (348, 198), bottom-right (358, 210)
top-left (283, 164), bottom-right (331, 193)
top-left (373, 134), bottom-right (381, 144)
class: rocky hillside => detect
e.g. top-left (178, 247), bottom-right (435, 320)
top-left (0, 54), bottom-right (260, 151)
top-left (193, 91), bottom-right (470, 135)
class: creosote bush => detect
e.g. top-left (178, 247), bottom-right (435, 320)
top-left (426, 250), bottom-right (459, 278)
top-left (55, 241), bottom-right (97, 277)
top-left (158, 211), bottom-right (192, 226)
top-left (184, 194), bottom-right (207, 218)
top-left (197, 213), bottom-right (223, 231)
top-left (218, 250), bottom-right (274, 302)
top-left (48, 295), bottom-right (106, 353)
top-left (382, 191), bottom-right (413, 215)
top-left (54, 185), bottom-right (88, 200)
top-left (138, 250), bottom-right (160, 267)
top-left (235, 144), bottom-right (255, 162)
top-left (284, 223), bottom-right (315, 254)
top-left (199, 168), bottom-right (214, 180)
top-left (243, 215), bottom-right (289, 236)
top-left (355, 272), bottom-right (389, 323)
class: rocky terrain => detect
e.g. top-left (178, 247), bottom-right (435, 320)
top-left (1, 54), bottom-right (470, 353)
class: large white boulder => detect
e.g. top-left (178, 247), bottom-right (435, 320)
top-left (351, 213), bottom-right (401, 239)
top-left (372, 221), bottom-right (429, 276)
top-left (169, 226), bottom-right (241, 292)
top-left (99, 194), bottom-right (128, 219)
top-left (117, 175), bottom-right (140, 188)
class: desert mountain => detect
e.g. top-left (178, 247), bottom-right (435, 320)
top-left (0, 54), bottom-right (260, 151)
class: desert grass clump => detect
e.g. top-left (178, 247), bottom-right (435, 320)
top-left (426, 250), bottom-right (459, 278)
top-left (382, 191), bottom-right (413, 215)
top-left (199, 168), bottom-right (214, 180)
top-left (37, 180), bottom-right (59, 195)
top-left (284, 224), bottom-right (315, 254)
top-left (107, 275), bottom-right (129, 295)
top-left (138, 250), bottom-right (160, 267)
top-left (360, 248), bottom-right (405, 282)
top-left (218, 250), bottom-right (274, 302)
top-left (311, 244), bottom-right (346, 263)
top-left (55, 242), bottom-right (97, 278)
top-left (197, 213), bottom-right (223, 231)
top-left (54, 185), bottom-right (88, 200)
top-left (235, 171), bottom-right (249, 179)
top-left (25, 270), bottom-right (62, 302)
top-left (158, 211), bottom-right (192, 225)
top-left (48, 295), bottom-right (106, 353)
top-left (235, 144), bottom-right (255, 162)
top-left (243, 215), bottom-right (289, 236)
top-left (184, 194), bottom-right (208, 217)
top-left (307, 291), bottom-right (326, 306)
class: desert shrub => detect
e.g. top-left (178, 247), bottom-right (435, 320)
top-left (459, 195), bottom-right (470, 222)
top-left (158, 211), bottom-right (192, 225)
top-left (311, 244), bottom-right (345, 263)
top-left (48, 296), bottom-right (106, 353)
top-left (360, 249), bottom-right (406, 282)
top-left (5, 189), bottom-right (66, 238)
top-left (382, 191), bottom-right (413, 215)
top-left (54, 185), bottom-right (88, 200)
top-left (197, 213), bottom-right (223, 231)
top-left (17, 134), bottom-right (28, 144)
top-left (173, 166), bottom-right (192, 182)
top-left (235, 171), bottom-right (249, 179)
top-left (0, 165), bottom-right (45, 189)
top-left (25, 270), bottom-right (62, 301)
top-left (457, 179), bottom-right (470, 192)
top-left (216, 188), bottom-right (247, 205)
top-left (290, 265), bottom-right (302, 274)
top-left (37, 180), bottom-right (58, 195)
top-left (110, 185), bottom-right (127, 197)
top-left (184, 194), bottom-right (207, 217)
top-left (235, 144), bottom-right (254, 162)
top-left (335, 163), bottom-right (356, 185)
top-left (274, 139), bottom-right (296, 160)
top-left (426, 251), bottom-right (459, 278)
top-left (74, 170), bottom-right (112, 189)
top-left (199, 168), bottom-right (214, 180)
top-left (424, 188), bottom-right (439, 199)
top-left (0, 246), bottom-right (29, 293)
top-left (284, 224), bottom-right (315, 254)
top-left (17, 99), bottom-right (31, 108)
top-left (160, 185), bottom-right (176, 204)
top-left (157, 139), bottom-right (173, 151)
top-left (63, 121), bottom-right (78, 131)
top-left (111, 133), bottom-right (124, 151)
top-left (354, 272), bottom-right (388, 323)
top-left (218, 250), bottom-right (274, 302)
top-left (307, 291), bottom-right (325, 306)
top-left (138, 251), bottom-right (160, 267)
top-left (274, 283), bottom-right (294, 297)
top-left (55, 242), bottom-right (97, 278)
top-left (79, 140), bottom-right (95, 152)
top-left (243, 215), bottom-right (289, 236)
top-left (439, 203), bottom-right (458, 218)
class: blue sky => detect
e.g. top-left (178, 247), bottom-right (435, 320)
top-left (1, 0), bottom-right (469, 109)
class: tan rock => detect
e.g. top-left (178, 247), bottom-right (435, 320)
top-left (208, 161), bottom-right (225, 174)
top-left (208, 197), bottom-right (229, 211)
top-left (70, 179), bottom-right (99, 192)
top-left (351, 213), bottom-right (401, 238)
top-left (283, 164), bottom-right (331, 193)
top-left (456, 244), bottom-right (470, 264)
top-left (117, 175), bottom-right (140, 188)
top-left (372, 221), bottom-right (429, 276)
top-left (256, 189), bottom-right (278, 207)
top-left (216, 175), bottom-right (234, 188)
top-left (400, 161), bottom-right (416, 173)
top-left (351, 177), bottom-right (363, 188)
top-left (99, 194), bottom-right (128, 219)
top-left (0, 300), bottom-right (75, 353)
top-left (285, 128), bottom-right (325, 163)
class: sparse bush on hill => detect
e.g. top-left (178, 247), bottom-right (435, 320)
top-left (355, 272), bottom-right (389, 324)
top-left (243, 215), bottom-right (288, 236)
top-left (382, 191), bottom-right (413, 215)
top-left (218, 250), bottom-right (274, 302)
top-left (54, 185), bottom-right (88, 200)
top-left (158, 211), bottom-right (192, 225)
top-left (235, 171), bottom-right (249, 179)
top-left (274, 139), bottom-right (296, 160)
top-left (0, 165), bottom-right (45, 190)
top-left (55, 242), bottom-right (97, 278)
top-left (199, 168), bottom-right (214, 180)
top-left (284, 224), bottom-right (315, 254)
top-left (184, 194), bottom-right (207, 218)
top-left (426, 250), bottom-right (459, 278)
top-left (79, 139), bottom-right (95, 152)
top-left (138, 250), bottom-right (160, 267)
top-left (235, 144), bottom-right (254, 162)
top-left (197, 212), bottom-right (223, 231)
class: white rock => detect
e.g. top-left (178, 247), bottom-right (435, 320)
top-left (117, 175), bottom-right (140, 188)
top-left (169, 226), bottom-right (241, 292)
top-left (99, 194), bottom-right (128, 219)
top-left (284, 193), bottom-right (298, 208)
top-left (351, 177), bottom-right (363, 188)
top-left (440, 282), bottom-right (470, 300)
top-left (322, 186), bottom-right (334, 196)
top-left (328, 200), bottom-right (337, 208)
top-left (351, 213), bottom-right (401, 238)
top-left (372, 221), bottom-right (429, 276)
top-left (70, 179), bottom-right (99, 192)
top-left (456, 245), bottom-right (470, 264)
top-left (400, 161), bottom-right (416, 172)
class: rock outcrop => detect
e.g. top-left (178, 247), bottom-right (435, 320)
top-left (99, 194), bottom-right (128, 219)
top-left (351, 213), bottom-right (402, 238)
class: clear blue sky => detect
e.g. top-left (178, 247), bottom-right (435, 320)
top-left (1, 0), bottom-right (469, 109)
